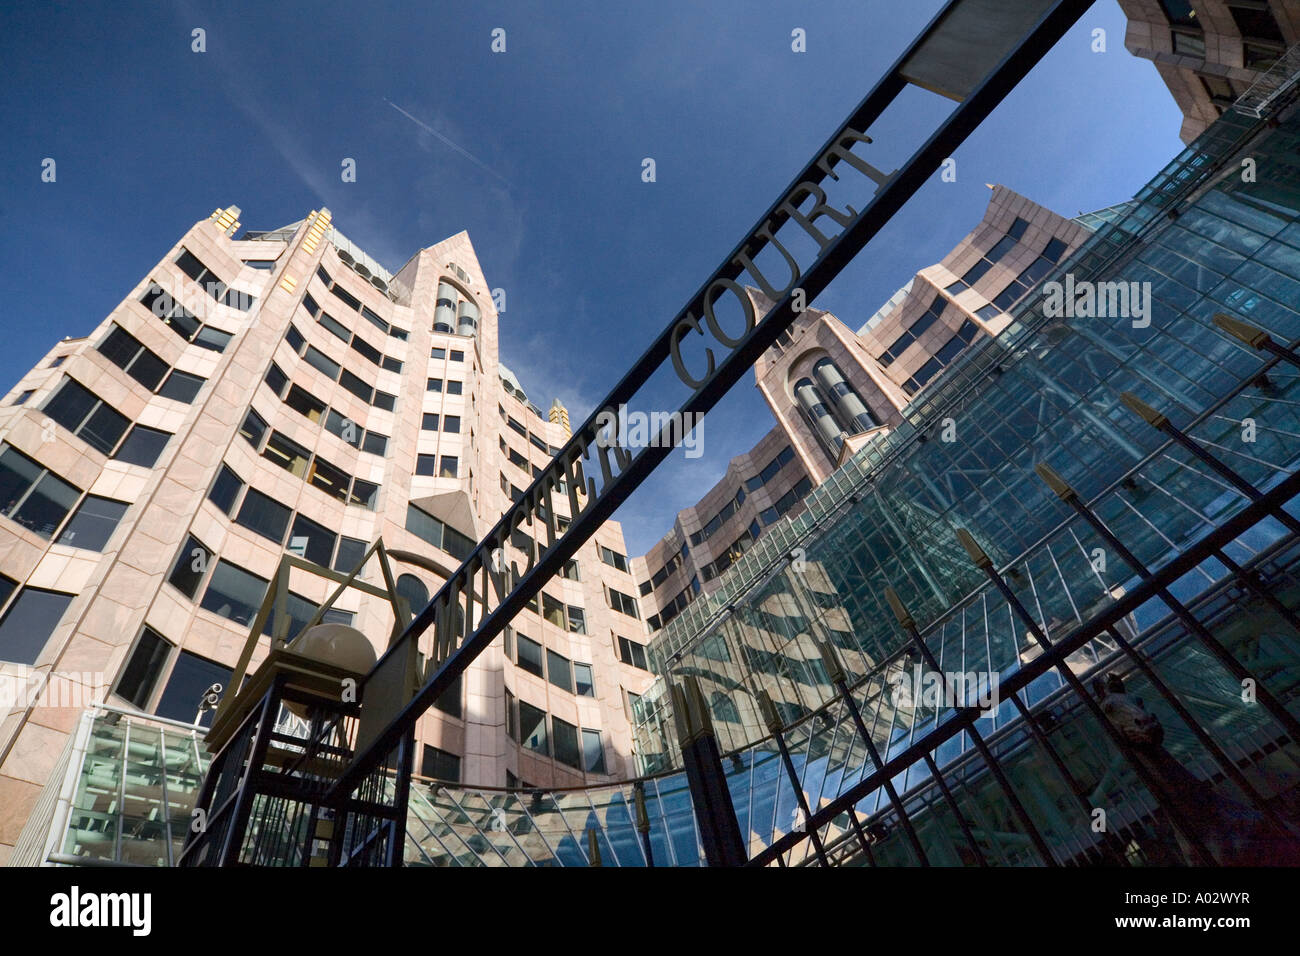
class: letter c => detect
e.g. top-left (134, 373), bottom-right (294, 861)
top-left (670, 312), bottom-right (715, 389)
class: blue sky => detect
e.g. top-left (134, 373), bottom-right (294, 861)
top-left (0, 0), bottom-right (1186, 556)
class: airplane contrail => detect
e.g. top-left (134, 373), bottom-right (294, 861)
top-left (384, 98), bottom-right (511, 186)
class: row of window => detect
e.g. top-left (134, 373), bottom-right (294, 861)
top-left (139, 281), bottom-right (234, 353)
top-left (510, 629), bottom-right (597, 696)
top-left (206, 461), bottom-right (366, 569)
top-left (426, 376), bottom-right (464, 395)
top-left (598, 544), bottom-right (629, 573)
top-left (43, 378), bottom-right (172, 465)
top-left (944, 216), bottom-right (1029, 296)
top-left (499, 404), bottom-right (561, 456)
top-left (167, 533), bottom-right (354, 635)
top-left (689, 486), bottom-right (748, 548)
top-left (237, 410), bottom-right (379, 509)
top-left (606, 586), bottom-right (640, 620)
top-left (302, 292), bottom-right (403, 373)
top-left (757, 476), bottom-right (813, 525)
top-left (416, 453), bottom-right (459, 478)
top-left (316, 264), bottom-right (409, 340)
top-left (899, 318), bottom-right (982, 396)
top-left (176, 249), bottom-right (256, 312)
top-left (985, 236), bottom-right (1070, 316)
top-left (647, 577), bottom-right (699, 632)
top-left (699, 523), bottom-right (759, 583)
top-left (879, 294), bottom-right (947, 367)
top-left (0, 443), bottom-right (130, 546)
top-left (745, 445), bottom-right (796, 492)
top-left (265, 363), bottom-right (390, 456)
top-left (283, 324), bottom-right (398, 412)
top-left (98, 324), bottom-right (208, 403)
top-left (404, 502), bottom-right (476, 562)
top-left (509, 694), bottom-right (607, 774)
top-left (644, 542), bottom-right (689, 594)
top-left (430, 347), bottom-right (465, 362)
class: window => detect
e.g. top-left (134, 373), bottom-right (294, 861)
top-left (517, 635), bottom-right (544, 677)
top-left (431, 347), bottom-right (445, 360)
top-left (207, 465), bottom-right (243, 515)
top-left (154, 651), bottom-right (231, 727)
top-left (168, 535), bottom-right (212, 599)
top-left (264, 362), bottom-right (289, 397)
top-left (879, 296), bottom-right (945, 367)
top-left (434, 673), bottom-right (463, 719)
top-left (239, 410), bottom-right (267, 448)
top-left (0, 444), bottom-right (82, 538)
top-left (598, 545), bottom-right (629, 572)
top-left (519, 702), bottom-right (548, 756)
top-left (404, 504), bottom-right (475, 560)
top-left (285, 384), bottom-right (326, 423)
top-left (582, 729), bottom-right (606, 774)
top-left (381, 356), bottom-right (403, 374)
top-left (552, 718), bottom-right (580, 768)
top-left (362, 431), bottom-right (388, 456)
top-left (416, 454), bottom-right (437, 476)
top-left (315, 266), bottom-right (331, 287)
top-left (339, 369), bottom-right (374, 403)
top-left (55, 495), bottom-right (129, 551)
top-left (446, 380), bottom-right (463, 396)
top-left (618, 636), bottom-right (648, 670)
top-left (49, 356), bottom-right (67, 368)
top-left (303, 346), bottom-right (341, 381)
top-left (443, 415), bottom-right (461, 433)
top-left (542, 593), bottom-right (567, 629)
top-left (439, 456), bottom-right (458, 478)
top-left (421, 413), bottom-right (439, 431)
top-left (43, 379), bottom-right (130, 455)
top-left (98, 324), bottom-right (168, 390)
top-left (236, 487), bottom-right (292, 544)
top-left (330, 283), bottom-right (361, 312)
top-left (505, 689), bottom-right (517, 740)
top-left (319, 311), bottom-right (351, 342)
top-left (350, 336), bottom-right (381, 366)
top-left (311, 457), bottom-right (351, 501)
top-left (200, 560), bottom-right (268, 627)
top-left (574, 662), bottom-right (595, 697)
top-left (607, 587), bottom-right (640, 619)
top-left (286, 325), bottom-right (306, 353)
top-left (373, 390), bottom-right (396, 412)
top-left (12, 390), bottom-right (34, 406)
top-left (113, 425), bottom-right (171, 467)
top-left (324, 408), bottom-right (360, 446)
top-left (421, 745), bottom-right (462, 782)
top-left (395, 574), bottom-right (429, 616)
top-left (547, 649), bottom-right (572, 693)
top-left (427, 378), bottom-right (443, 393)
top-left (334, 536), bottom-right (367, 574)
top-left (567, 606), bottom-right (586, 635)
top-left (263, 431), bottom-right (312, 478)
top-left (114, 627), bottom-right (172, 709)
top-left (0, 587), bottom-right (75, 664)
top-left (158, 369), bottom-right (205, 403)
top-left (360, 306), bottom-right (387, 333)
top-left (350, 477), bottom-right (380, 510)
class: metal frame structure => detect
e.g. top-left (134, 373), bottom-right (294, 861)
top-left (328, 0), bottom-right (1099, 859)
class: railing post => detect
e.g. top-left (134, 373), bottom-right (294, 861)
top-left (672, 676), bottom-right (748, 866)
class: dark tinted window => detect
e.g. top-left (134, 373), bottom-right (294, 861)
top-left (55, 495), bottom-right (129, 551)
top-left (0, 587), bottom-right (75, 665)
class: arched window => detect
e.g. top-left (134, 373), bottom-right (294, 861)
top-left (395, 573), bottom-right (430, 617)
top-left (711, 691), bottom-right (741, 724)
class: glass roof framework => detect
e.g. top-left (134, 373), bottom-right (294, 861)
top-left (635, 103), bottom-right (1300, 758)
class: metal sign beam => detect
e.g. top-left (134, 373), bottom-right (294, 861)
top-left (333, 0), bottom-right (1096, 799)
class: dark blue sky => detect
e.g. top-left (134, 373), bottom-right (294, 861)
top-left (0, 0), bottom-right (1185, 555)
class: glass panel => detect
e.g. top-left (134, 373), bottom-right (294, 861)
top-left (115, 627), bottom-right (172, 709)
top-left (200, 560), bottom-right (268, 628)
top-left (235, 487), bottom-right (291, 544)
top-left (113, 426), bottom-right (170, 467)
top-left (0, 588), bottom-right (74, 664)
top-left (154, 651), bottom-right (232, 727)
top-left (55, 495), bottom-right (129, 551)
